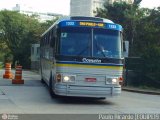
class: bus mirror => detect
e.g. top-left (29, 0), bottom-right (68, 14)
top-left (123, 41), bottom-right (126, 52)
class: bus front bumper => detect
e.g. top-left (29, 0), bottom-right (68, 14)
top-left (54, 84), bottom-right (121, 98)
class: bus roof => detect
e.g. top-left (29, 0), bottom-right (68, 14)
top-left (41, 16), bottom-right (117, 37)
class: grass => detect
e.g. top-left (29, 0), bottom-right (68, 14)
top-left (126, 85), bottom-right (160, 92)
top-left (138, 85), bottom-right (160, 91)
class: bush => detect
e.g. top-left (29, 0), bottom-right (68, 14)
top-left (4, 53), bottom-right (13, 63)
top-left (141, 46), bottom-right (160, 88)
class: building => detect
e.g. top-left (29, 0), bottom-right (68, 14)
top-left (31, 44), bottom-right (40, 71)
top-left (12, 4), bottom-right (63, 22)
top-left (70, 0), bottom-right (133, 17)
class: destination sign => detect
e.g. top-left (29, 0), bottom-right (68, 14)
top-left (79, 22), bottom-right (104, 27)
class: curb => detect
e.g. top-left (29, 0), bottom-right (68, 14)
top-left (122, 88), bottom-right (160, 95)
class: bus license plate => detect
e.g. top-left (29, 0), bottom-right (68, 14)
top-left (85, 78), bottom-right (96, 82)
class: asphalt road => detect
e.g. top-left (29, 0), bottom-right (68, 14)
top-left (0, 70), bottom-right (160, 119)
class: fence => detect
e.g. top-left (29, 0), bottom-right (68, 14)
top-left (124, 57), bottom-right (143, 86)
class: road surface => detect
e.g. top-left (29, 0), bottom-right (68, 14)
top-left (0, 70), bottom-right (160, 119)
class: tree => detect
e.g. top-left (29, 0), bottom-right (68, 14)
top-left (0, 10), bottom-right (59, 69)
top-left (96, 2), bottom-right (160, 87)
top-left (134, 0), bottom-right (142, 5)
top-left (40, 17), bottom-right (59, 32)
top-left (0, 10), bottom-right (42, 68)
top-left (96, 2), bottom-right (144, 56)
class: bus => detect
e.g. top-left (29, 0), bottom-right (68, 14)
top-left (40, 16), bottom-right (124, 98)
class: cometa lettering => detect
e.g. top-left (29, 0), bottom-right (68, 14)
top-left (82, 58), bottom-right (102, 63)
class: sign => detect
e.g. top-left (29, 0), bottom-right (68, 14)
top-left (59, 20), bottom-right (123, 31)
top-left (85, 78), bottom-right (97, 82)
top-left (79, 22), bottom-right (104, 27)
top-left (82, 58), bottom-right (102, 63)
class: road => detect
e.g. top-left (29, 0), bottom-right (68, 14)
top-left (0, 69), bottom-right (160, 119)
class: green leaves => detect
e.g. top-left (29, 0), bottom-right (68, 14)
top-left (0, 10), bottom-right (57, 68)
top-left (96, 2), bottom-right (160, 87)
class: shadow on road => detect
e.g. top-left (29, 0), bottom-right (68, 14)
top-left (51, 96), bottom-right (115, 105)
top-left (41, 82), bottom-right (116, 105)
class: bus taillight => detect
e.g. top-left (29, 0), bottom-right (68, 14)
top-left (119, 77), bottom-right (123, 85)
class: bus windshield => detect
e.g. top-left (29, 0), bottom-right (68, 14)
top-left (59, 27), bottom-right (122, 59)
top-left (60, 27), bottom-right (91, 57)
top-left (93, 28), bottom-right (122, 58)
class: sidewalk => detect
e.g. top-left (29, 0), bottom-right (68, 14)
top-left (122, 86), bottom-right (160, 95)
top-left (0, 89), bottom-right (5, 95)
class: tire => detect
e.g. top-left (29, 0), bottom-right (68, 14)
top-left (41, 77), bottom-right (45, 84)
top-left (97, 97), bottom-right (106, 100)
top-left (49, 74), bottom-right (58, 98)
top-left (40, 61), bottom-right (45, 84)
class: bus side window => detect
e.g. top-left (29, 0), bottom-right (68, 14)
top-left (41, 37), bottom-right (45, 58)
top-left (47, 33), bottom-right (50, 45)
top-left (51, 37), bottom-right (55, 48)
top-left (50, 29), bottom-right (55, 47)
top-left (50, 28), bottom-right (56, 49)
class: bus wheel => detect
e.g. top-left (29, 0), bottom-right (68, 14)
top-left (40, 66), bottom-right (45, 84)
top-left (49, 75), bottom-right (58, 98)
top-left (41, 77), bottom-right (45, 84)
top-left (98, 97), bottom-right (106, 100)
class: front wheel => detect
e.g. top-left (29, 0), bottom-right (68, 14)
top-left (97, 97), bottom-right (106, 100)
top-left (49, 75), bottom-right (58, 98)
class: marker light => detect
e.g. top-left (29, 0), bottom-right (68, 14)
top-left (56, 74), bottom-right (61, 82)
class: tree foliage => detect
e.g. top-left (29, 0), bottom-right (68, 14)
top-left (96, 2), bottom-right (160, 87)
top-left (0, 10), bottom-right (57, 69)
top-left (0, 10), bottom-right (41, 68)
top-left (96, 2), bottom-right (146, 55)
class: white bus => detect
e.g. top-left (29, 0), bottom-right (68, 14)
top-left (40, 16), bottom-right (124, 98)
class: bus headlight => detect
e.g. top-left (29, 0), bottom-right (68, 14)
top-left (64, 76), bottom-right (70, 81)
top-left (112, 78), bottom-right (117, 83)
top-left (62, 75), bottom-right (76, 83)
top-left (106, 77), bottom-right (119, 84)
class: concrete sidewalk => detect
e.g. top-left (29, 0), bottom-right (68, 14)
top-left (0, 69), bottom-right (41, 85)
top-left (122, 86), bottom-right (160, 95)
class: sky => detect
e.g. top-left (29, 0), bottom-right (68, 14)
top-left (0, 0), bottom-right (160, 15)
top-left (0, 0), bottom-right (70, 15)
top-left (140, 0), bottom-right (160, 9)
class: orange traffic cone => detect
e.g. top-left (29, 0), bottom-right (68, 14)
top-left (12, 66), bottom-right (24, 84)
top-left (3, 63), bottom-right (13, 79)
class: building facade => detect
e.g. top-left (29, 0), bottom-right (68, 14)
top-left (12, 4), bottom-right (62, 22)
top-left (31, 44), bottom-right (40, 71)
top-left (70, 0), bottom-right (133, 17)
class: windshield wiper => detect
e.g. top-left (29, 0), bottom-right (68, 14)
top-left (100, 49), bottom-right (106, 57)
top-left (95, 40), bottom-right (106, 57)
top-left (78, 46), bottom-right (90, 56)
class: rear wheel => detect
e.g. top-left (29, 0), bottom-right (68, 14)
top-left (41, 77), bottom-right (45, 84)
top-left (40, 62), bottom-right (45, 84)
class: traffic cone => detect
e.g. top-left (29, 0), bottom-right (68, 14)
top-left (3, 63), bottom-right (13, 79)
top-left (12, 66), bottom-right (24, 84)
